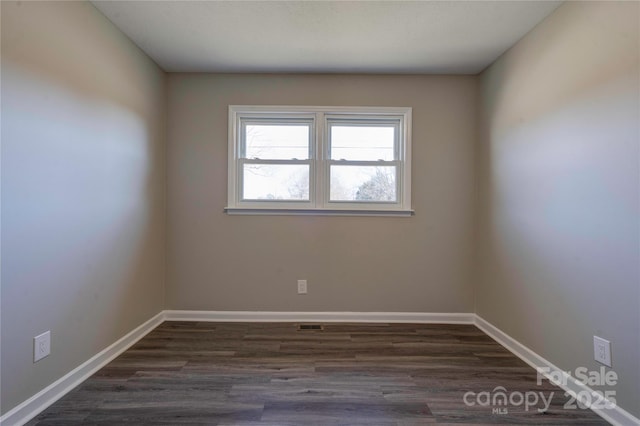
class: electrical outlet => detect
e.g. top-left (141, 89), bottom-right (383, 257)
top-left (593, 336), bottom-right (611, 367)
top-left (297, 279), bottom-right (307, 294)
top-left (34, 331), bottom-right (51, 362)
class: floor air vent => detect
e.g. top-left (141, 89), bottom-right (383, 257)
top-left (297, 324), bottom-right (323, 331)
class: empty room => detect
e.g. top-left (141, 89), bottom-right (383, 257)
top-left (1, 0), bottom-right (638, 425)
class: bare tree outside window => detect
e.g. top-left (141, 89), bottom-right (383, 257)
top-left (287, 169), bottom-right (309, 199)
top-left (356, 167), bottom-right (396, 201)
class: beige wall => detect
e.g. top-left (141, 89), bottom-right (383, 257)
top-left (4, 0), bottom-right (639, 420)
top-left (1, 1), bottom-right (166, 414)
top-left (167, 74), bottom-right (477, 313)
top-left (477, 1), bottom-right (639, 418)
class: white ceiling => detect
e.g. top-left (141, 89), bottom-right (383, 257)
top-left (91, 1), bottom-right (562, 74)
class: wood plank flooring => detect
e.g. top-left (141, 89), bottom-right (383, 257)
top-left (28, 322), bottom-right (608, 425)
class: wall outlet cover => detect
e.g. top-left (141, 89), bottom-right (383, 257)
top-left (34, 331), bottom-right (51, 362)
top-left (593, 336), bottom-right (611, 367)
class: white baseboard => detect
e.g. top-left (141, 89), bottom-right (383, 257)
top-left (4, 311), bottom-right (637, 426)
top-left (0, 312), bottom-right (165, 426)
top-left (163, 310), bottom-right (475, 324)
top-left (474, 315), bottom-right (639, 426)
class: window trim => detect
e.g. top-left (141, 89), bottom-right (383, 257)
top-left (226, 105), bottom-right (413, 216)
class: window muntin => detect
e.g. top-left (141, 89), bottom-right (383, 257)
top-left (228, 106), bottom-right (412, 215)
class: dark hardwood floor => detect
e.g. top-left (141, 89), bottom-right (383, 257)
top-left (28, 322), bottom-right (608, 425)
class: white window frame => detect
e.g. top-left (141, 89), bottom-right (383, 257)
top-left (226, 105), bottom-right (413, 216)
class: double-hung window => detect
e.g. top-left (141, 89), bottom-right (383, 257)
top-left (227, 106), bottom-right (412, 216)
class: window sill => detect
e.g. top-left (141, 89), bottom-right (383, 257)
top-left (224, 207), bottom-right (415, 217)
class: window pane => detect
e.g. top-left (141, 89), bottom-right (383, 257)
top-left (330, 166), bottom-right (397, 202)
top-left (243, 164), bottom-right (309, 201)
top-left (244, 124), bottom-right (310, 160)
top-left (330, 126), bottom-right (395, 161)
